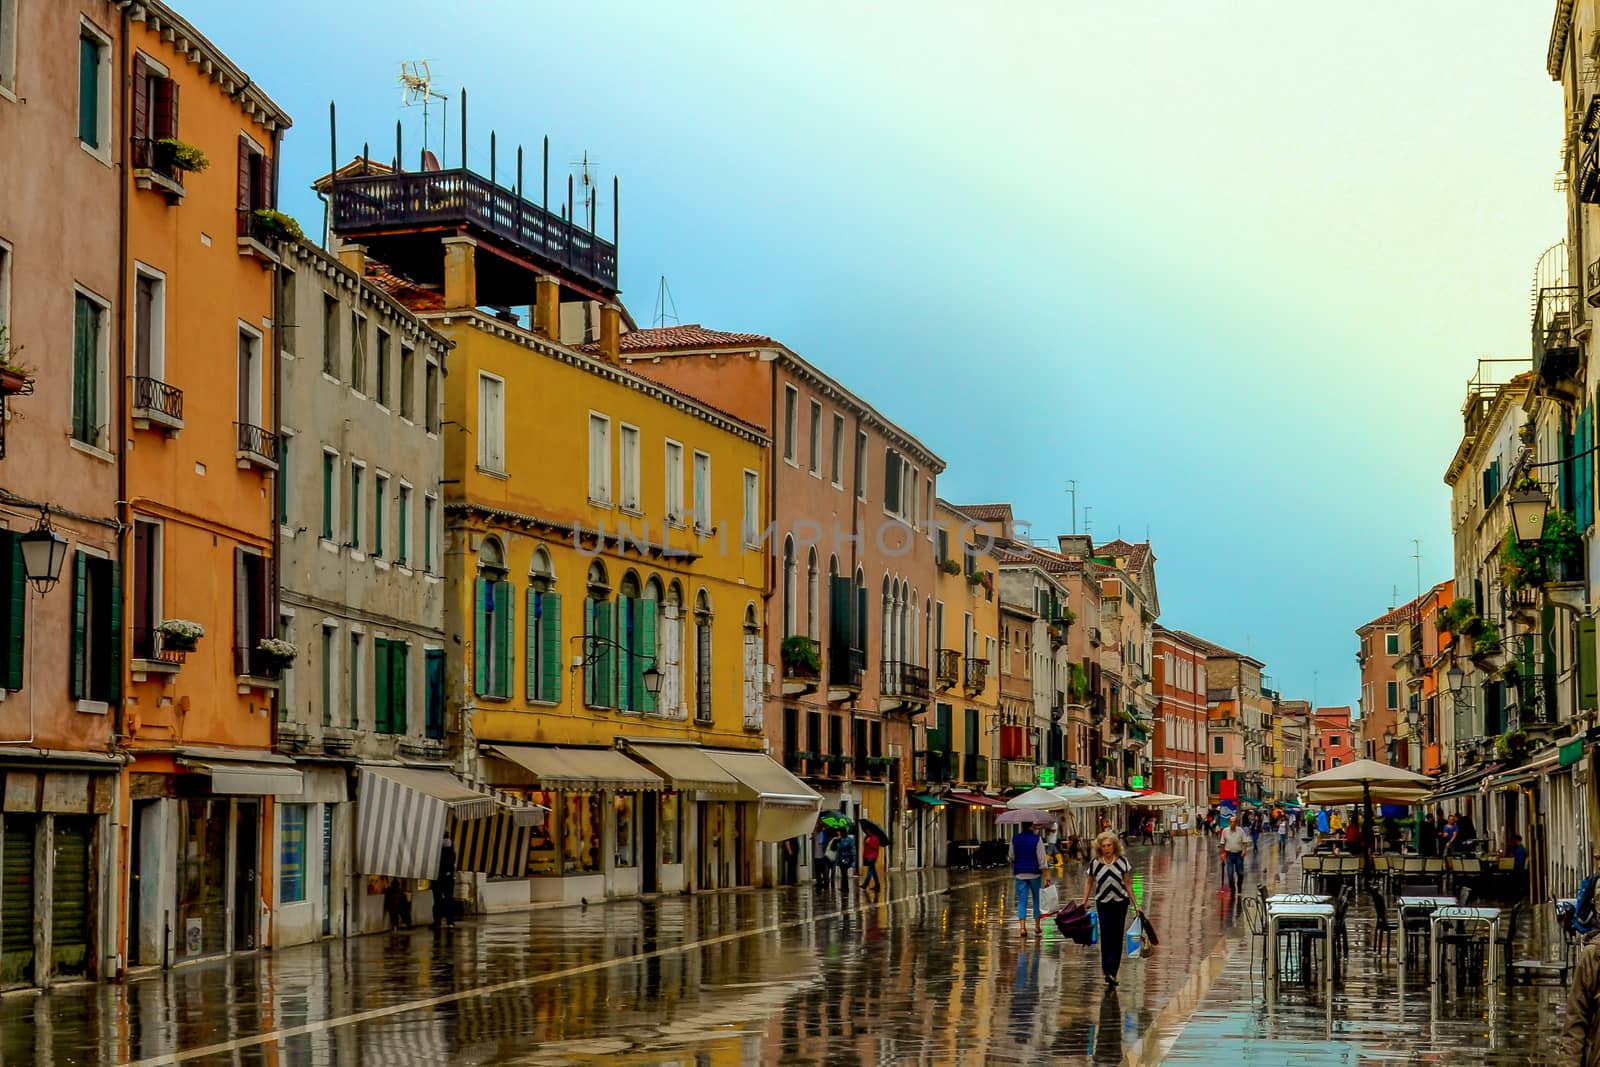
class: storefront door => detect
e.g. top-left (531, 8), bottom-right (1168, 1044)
top-left (642, 798), bottom-right (658, 894)
top-left (180, 799), bottom-right (227, 959)
top-left (233, 801), bottom-right (259, 951)
top-left (0, 816), bottom-right (36, 987)
top-left (50, 816), bottom-right (92, 978)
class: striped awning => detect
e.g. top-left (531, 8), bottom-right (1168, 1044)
top-left (453, 808), bottom-right (532, 878)
top-left (621, 742), bottom-right (740, 793)
top-left (469, 781), bottom-right (547, 828)
top-left (356, 766), bottom-right (498, 879)
top-left (484, 744), bottom-right (666, 792)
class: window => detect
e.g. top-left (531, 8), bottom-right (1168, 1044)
top-left (588, 414), bottom-right (612, 503)
top-left (279, 805), bottom-right (308, 904)
top-left (425, 648), bottom-right (446, 739)
top-left (783, 385), bottom-right (798, 463)
top-left (1213, 736), bottom-right (1224, 755)
top-left (694, 592), bottom-right (713, 723)
top-left (78, 24), bottom-right (110, 151)
top-left (1386, 681), bottom-right (1398, 710)
top-left (374, 638), bottom-right (408, 734)
top-left (615, 794), bottom-right (635, 868)
top-left (348, 631), bottom-right (363, 727)
top-left (743, 470), bottom-right (760, 547)
top-left (425, 360), bottom-right (441, 433)
top-left (397, 485), bottom-right (411, 566)
top-left (233, 549), bottom-right (271, 678)
top-left (374, 328), bottom-right (391, 407)
top-left (808, 401), bottom-right (821, 473)
top-left (320, 624), bottom-right (336, 725)
top-left (349, 313), bottom-right (366, 394)
top-left (71, 291), bottom-right (109, 449)
top-left (693, 452), bottom-right (711, 531)
top-left (131, 57), bottom-right (179, 173)
top-left (348, 462), bottom-right (364, 550)
top-left (855, 430), bottom-right (867, 499)
top-left (322, 296), bottom-right (339, 378)
top-left (399, 345), bottom-right (415, 419)
top-left (478, 374), bottom-right (505, 473)
top-left (0, 242), bottom-right (10, 336)
top-left (1384, 633), bottom-right (1399, 656)
top-left (883, 448), bottom-right (912, 518)
top-left (277, 435), bottom-right (290, 522)
top-left (665, 440), bottom-right (685, 523)
top-left (130, 519), bottom-right (161, 660)
top-left (830, 413), bottom-right (845, 485)
top-left (583, 564), bottom-right (614, 709)
top-left (782, 540), bottom-right (797, 636)
top-left (236, 136), bottom-right (271, 234)
top-left (526, 554), bottom-right (562, 703)
top-left (0, 0), bottom-right (16, 94)
top-left (423, 494), bottom-right (437, 573)
top-left (373, 473), bottom-right (387, 558)
top-left (237, 327), bottom-right (263, 430)
top-left (807, 549), bottom-right (819, 640)
top-left (619, 424), bottom-right (640, 510)
top-left (133, 268), bottom-right (166, 380)
top-left (321, 451), bottom-right (338, 540)
top-left (474, 542), bottom-right (514, 699)
top-left (277, 268), bottom-right (296, 350)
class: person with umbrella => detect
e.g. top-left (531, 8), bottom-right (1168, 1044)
top-left (862, 832), bottom-right (882, 892)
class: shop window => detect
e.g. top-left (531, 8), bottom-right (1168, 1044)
top-left (660, 793), bottom-right (680, 865)
top-left (525, 790), bottom-right (558, 875)
top-left (614, 794), bottom-right (636, 868)
top-left (561, 793), bottom-right (601, 874)
top-left (280, 804), bottom-right (307, 903)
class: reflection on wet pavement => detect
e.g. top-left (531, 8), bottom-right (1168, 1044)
top-left (0, 836), bottom-right (1571, 1064)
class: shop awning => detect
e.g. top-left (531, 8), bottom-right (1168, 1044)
top-left (1487, 750), bottom-right (1563, 793)
top-left (180, 760), bottom-right (304, 796)
top-left (1426, 763), bottom-right (1502, 803)
top-left (947, 792), bottom-right (1007, 809)
top-left (484, 745), bottom-right (666, 792)
top-left (701, 749), bottom-right (821, 842)
top-left (911, 793), bottom-right (946, 807)
top-left (621, 742), bottom-right (740, 794)
top-left (356, 766), bottom-right (499, 880)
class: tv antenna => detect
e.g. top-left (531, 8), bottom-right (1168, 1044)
top-left (399, 61), bottom-right (449, 167)
top-left (571, 151), bottom-right (598, 230)
top-left (653, 276), bottom-right (681, 329)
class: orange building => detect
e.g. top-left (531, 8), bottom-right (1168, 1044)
top-left (1356, 596), bottom-right (1422, 765)
top-left (115, 3), bottom-right (291, 971)
top-left (1314, 706), bottom-right (1355, 771)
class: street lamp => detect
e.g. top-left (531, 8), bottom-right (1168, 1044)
top-left (18, 509), bottom-right (68, 595)
top-left (1508, 483), bottom-right (1551, 545)
top-left (1446, 664), bottom-right (1465, 694)
top-left (642, 665), bottom-right (663, 696)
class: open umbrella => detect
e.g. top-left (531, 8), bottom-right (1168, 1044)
top-left (817, 811), bottom-right (854, 832)
top-left (1133, 791), bottom-right (1186, 808)
top-left (1298, 759), bottom-right (1434, 879)
top-left (996, 808), bottom-right (1056, 826)
top-left (860, 817), bottom-right (892, 847)
top-left (1008, 786), bottom-right (1073, 811)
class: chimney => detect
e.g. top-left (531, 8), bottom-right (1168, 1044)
top-left (440, 236), bottom-right (478, 311)
top-left (337, 242), bottom-right (368, 277)
top-left (598, 303), bottom-right (621, 362)
top-left (1057, 534), bottom-right (1092, 559)
top-left (533, 274), bottom-right (561, 340)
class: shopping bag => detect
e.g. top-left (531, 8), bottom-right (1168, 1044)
top-left (1139, 909), bottom-right (1160, 947)
top-left (1125, 916), bottom-right (1143, 958)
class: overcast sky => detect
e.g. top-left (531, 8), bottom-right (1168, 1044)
top-left (186, 1), bottom-right (1564, 709)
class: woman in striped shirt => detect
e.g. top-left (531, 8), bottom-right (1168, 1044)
top-left (1082, 830), bottom-right (1135, 986)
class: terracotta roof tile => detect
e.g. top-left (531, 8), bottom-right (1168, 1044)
top-left (956, 504), bottom-right (1015, 523)
top-left (362, 261), bottom-right (444, 311)
top-left (1359, 592), bottom-right (1430, 631)
top-left (606, 324), bottom-right (775, 353)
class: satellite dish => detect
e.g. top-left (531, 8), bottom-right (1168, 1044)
top-left (422, 150), bottom-right (441, 172)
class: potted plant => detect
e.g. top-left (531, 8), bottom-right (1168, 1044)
top-left (251, 208), bottom-right (305, 242)
top-left (1518, 422), bottom-right (1536, 445)
top-left (256, 636), bottom-right (298, 670)
top-left (0, 325), bottom-right (32, 395)
top-left (154, 138), bottom-right (210, 174)
top-left (157, 619), bottom-right (205, 653)
top-left (780, 635), bottom-right (821, 678)
top-left (939, 558), bottom-right (962, 576)
top-left (1494, 728), bottom-right (1529, 763)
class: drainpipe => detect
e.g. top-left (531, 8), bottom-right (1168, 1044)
top-left (269, 128), bottom-right (284, 753)
top-left (113, 1), bottom-right (132, 984)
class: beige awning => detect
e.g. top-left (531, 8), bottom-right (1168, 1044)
top-left (703, 749), bottom-right (821, 842)
top-left (485, 745), bottom-right (665, 792)
top-left (621, 742), bottom-right (740, 794)
top-left (181, 760), bottom-right (304, 796)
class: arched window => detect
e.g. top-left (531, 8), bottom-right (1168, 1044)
top-left (694, 590), bottom-right (713, 723)
top-left (661, 581), bottom-right (684, 719)
top-left (783, 537), bottom-right (797, 637)
top-left (584, 562), bottom-right (614, 708)
top-left (617, 572), bottom-right (641, 711)
top-left (806, 548), bottom-right (819, 641)
top-left (525, 546), bottom-right (561, 702)
top-left (474, 537), bottom-right (512, 699)
top-left (881, 575), bottom-right (893, 671)
top-left (642, 578), bottom-right (664, 714)
top-left (741, 603), bottom-right (762, 730)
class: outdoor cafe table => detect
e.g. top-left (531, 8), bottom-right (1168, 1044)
top-left (956, 843), bottom-right (981, 869)
top-left (1266, 901), bottom-right (1335, 999)
top-left (1428, 905), bottom-right (1503, 988)
top-left (1267, 894), bottom-right (1333, 906)
top-left (1398, 896), bottom-right (1459, 968)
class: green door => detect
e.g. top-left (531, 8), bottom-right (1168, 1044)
top-left (50, 817), bottom-right (92, 977)
top-left (1, 817), bottom-right (36, 987)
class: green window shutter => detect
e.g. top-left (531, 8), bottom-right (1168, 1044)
top-left (1, 533), bottom-right (23, 691)
top-left (596, 600), bottom-right (615, 707)
top-left (495, 580), bottom-right (514, 699)
top-left (106, 559), bottom-right (122, 703)
top-left (1580, 618), bottom-right (1598, 712)
top-left (374, 639), bottom-right (391, 733)
top-left (540, 593), bottom-right (562, 703)
top-left (583, 597), bottom-right (597, 706)
top-left (78, 37), bottom-right (98, 145)
top-left (69, 551), bottom-right (88, 699)
top-left (525, 588), bottom-right (539, 702)
top-left (473, 579), bottom-right (489, 695)
top-left (829, 576), bottom-right (852, 655)
top-left (72, 297), bottom-right (93, 442)
top-left (393, 643), bottom-right (408, 734)
top-left (638, 599), bottom-right (657, 714)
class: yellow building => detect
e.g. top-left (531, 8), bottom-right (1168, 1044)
top-left (918, 502), bottom-right (1002, 865)
top-left (326, 144), bottom-right (814, 905)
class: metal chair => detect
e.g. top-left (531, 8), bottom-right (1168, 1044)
top-left (1301, 853), bottom-right (1325, 893)
top-left (1242, 895), bottom-right (1270, 991)
top-left (1366, 889), bottom-right (1396, 960)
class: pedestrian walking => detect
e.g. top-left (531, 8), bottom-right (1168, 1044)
top-left (1220, 817), bottom-right (1248, 892)
top-left (431, 832), bottom-right (457, 930)
top-left (813, 828), bottom-right (832, 888)
top-left (861, 833), bottom-right (882, 891)
top-left (1564, 927), bottom-right (1600, 1064)
top-left (1082, 830), bottom-right (1134, 987)
top-left (836, 832), bottom-right (857, 887)
top-left (1009, 824), bottom-right (1048, 939)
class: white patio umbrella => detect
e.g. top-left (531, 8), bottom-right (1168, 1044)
top-left (1007, 786), bottom-right (1073, 811)
top-left (1132, 791), bottom-right (1187, 808)
top-left (1298, 759), bottom-right (1435, 871)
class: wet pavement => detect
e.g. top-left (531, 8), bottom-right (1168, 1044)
top-left (0, 835), bottom-right (1573, 1065)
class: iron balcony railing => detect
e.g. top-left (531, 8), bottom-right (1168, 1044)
top-left (917, 750), bottom-right (954, 784)
top-left (964, 657), bottom-right (988, 694)
top-left (130, 137), bottom-right (183, 186)
top-left (235, 422), bottom-right (278, 466)
top-left (936, 648), bottom-right (961, 689)
top-left (130, 376), bottom-right (184, 424)
top-left (1532, 284), bottom-right (1581, 379)
top-left (1581, 137), bottom-right (1600, 205)
top-left (330, 169), bottom-right (619, 292)
top-left (962, 752), bottom-right (989, 785)
top-left (131, 627), bottom-right (186, 665)
top-left (882, 660), bottom-right (930, 702)
top-left (234, 646), bottom-right (281, 680)
top-left (829, 646), bottom-right (865, 690)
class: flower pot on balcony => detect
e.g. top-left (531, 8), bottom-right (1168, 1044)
top-left (256, 637), bottom-right (298, 672)
top-left (156, 619), bottom-right (205, 653)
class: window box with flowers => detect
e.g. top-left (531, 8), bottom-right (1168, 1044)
top-left (939, 558), bottom-right (963, 577)
top-left (256, 637), bottom-right (298, 672)
top-left (0, 326), bottom-right (33, 398)
top-left (157, 619), bottom-right (205, 653)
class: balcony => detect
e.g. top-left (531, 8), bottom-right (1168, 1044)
top-left (964, 657), bottom-right (989, 695)
top-left (1533, 284), bottom-right (1582, 389)
top-left (916, 750), bottom-right (954, 784)
top-left (235, 422), bottom-right (279, 472)
top-left (330, 168), bottom-right (619, 297)
top-left (1002, 759), bottom-right (1036, 789)
top-left (962, 752), bottom-right (989, 786)
top-left (882, 660), bottom-right (931, 706)
top-left (130, 376), bottom-right (184, 434)
top-left (780, 636), bottom-right (821, 696)
top-left (130, 627), bottom-right (185, 679)
top-left (1589, 259), bottom-right (1600, 307)
top-left (1262, 749), bottom-right (1279, 764)
top-left (786, 749), bottom-right (813, 774)
top-left (936, 648), bottom-right (961, 689)
top-left (827, 646), bottom-right (864, 701)
top-left (131, 137), bottom-right (185, 203)
top-left (854, 754), bottom-right (895, 781)
top-left (233, 646), bottom-right (281, 687)
top-left (1582, 136), bottom-right (1600, 205)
